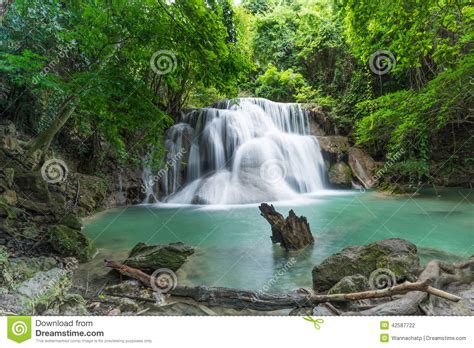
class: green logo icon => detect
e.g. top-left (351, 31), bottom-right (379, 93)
top-left (303, 316), bottom-right (324, 330)
top-left (380, 333), bottom-right (389, 343)
top-left (7, 316), bottom-right (32, 343)
top-left (380, 321), bottom-right (389, 330)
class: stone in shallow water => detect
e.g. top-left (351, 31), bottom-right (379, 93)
top-left (312, 238), bottom-right (420, 292)
top-left (124, 242), bottom-right (194, 272)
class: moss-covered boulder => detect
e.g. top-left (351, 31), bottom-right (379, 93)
top-left (327, 274), bottom-right (370, 295)
top-left (9, 256), bottom-right (58, 284)
top-left (14, 172), bottom-right (50, 203)
top-left (312, 238), bottom-right (420, 292)
top-left (124, 242), bottom-right (194, 272)
top-left (0, 268), bottom-right (73, 315)
top-left (328, 162), bottom-right (352, 187)
top-left (49, 225), bottom-right (95, 262)
top-left (60, 214), bottom-right (82, 230)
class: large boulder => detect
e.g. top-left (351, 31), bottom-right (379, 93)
top-left (347, 147), bottom-right (377, 189)
top-left (49, 225), bottom-right (96, 262)
top-left (312, 238), bottom-right (420, 292)
top-left (0, 268), bottom-right (71, 315)
top-left (317, 136), bottom-right (349, 162)
top-left (306, 106), bottom-right (338, 136)
top-left (14, 172), bottom-right (50, 203)
top-left (328, 162), bottom-right (352, 187)
top-left (124, 242), bottom-right (194, 272)
top-left (8, 256), bottom-right (58, 285)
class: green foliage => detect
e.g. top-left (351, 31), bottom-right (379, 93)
top-left (254, 64), bottom-right (305, 102)
top-left (1, 0), bottom-right (251, 169)
top-left (343, 0), bottom-right (473, 87)
top-left (355, 54), bottom-right (473, 182)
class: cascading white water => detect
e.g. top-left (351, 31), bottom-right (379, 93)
top-left (157, 98), bottom-right (326, 204)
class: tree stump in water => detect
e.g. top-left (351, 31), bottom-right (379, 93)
top-left (259, 203), bottom-right (314, 251)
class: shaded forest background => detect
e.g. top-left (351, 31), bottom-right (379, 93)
top-left (1, 0), bottom-right (473, 188)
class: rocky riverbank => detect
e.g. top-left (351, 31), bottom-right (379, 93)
top-left (0, 122), bottom-right (144, 315)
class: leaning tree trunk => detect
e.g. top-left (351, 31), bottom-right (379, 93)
top-left (259, 203), bottom-right (314, 251)
top-left (27, 96), bottom-right (76, 162)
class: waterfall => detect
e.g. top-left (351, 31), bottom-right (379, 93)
top-left (155, 98), bottom-right (326, 204)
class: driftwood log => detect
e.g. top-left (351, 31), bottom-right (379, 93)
top-left (259, 203), bottom-right (314, 251)
top-left (104, 259), bottom-right (461, 312)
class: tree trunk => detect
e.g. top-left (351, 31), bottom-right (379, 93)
top-left (259, 203), bottom-right (314, 251)
top-left (27, 96), bottom-right (75, 161)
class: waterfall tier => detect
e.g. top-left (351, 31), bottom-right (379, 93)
top-left (150, 98), bottom-right (326, 204)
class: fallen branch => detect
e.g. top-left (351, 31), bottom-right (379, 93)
top-left (104, 259), bottom-right (460, 311)
top-left (344, 260), bottom-right (466, 316)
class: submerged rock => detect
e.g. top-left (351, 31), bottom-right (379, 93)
top-left (49, 225), bottom-right (96, 262)
top-left (124, 242), bottom-right (194, 272)
top-left (312, 238), bottom-right (420, 292)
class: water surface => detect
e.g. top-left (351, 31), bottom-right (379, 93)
top-left (82, 188), bottom-right (473, 292)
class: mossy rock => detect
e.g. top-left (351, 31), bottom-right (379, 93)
top-left (0, 198), bottom-right (18, 219)
top-left (49, 225), bottom-right (95, 262)
top-left (14, 172), bottom-right (50, 203)
top-left (5, 268), bottom-right (72, 315)
top-left (9, 256), bottom-right (58, 285)
top-left (327, 274), bottom-right (370, 295)
top-left (124, 242), bottom-right (194, 272)
top-left (328, 162), bottom-right (352, 187)
top-left (61, 214), bottom-right (82, 230)
top-left (0, 246), bottom-right (13, 289)
top-left (42, 293), bottom-right (89, 315)
top-left (312, 238), bottom-right (420, 292)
